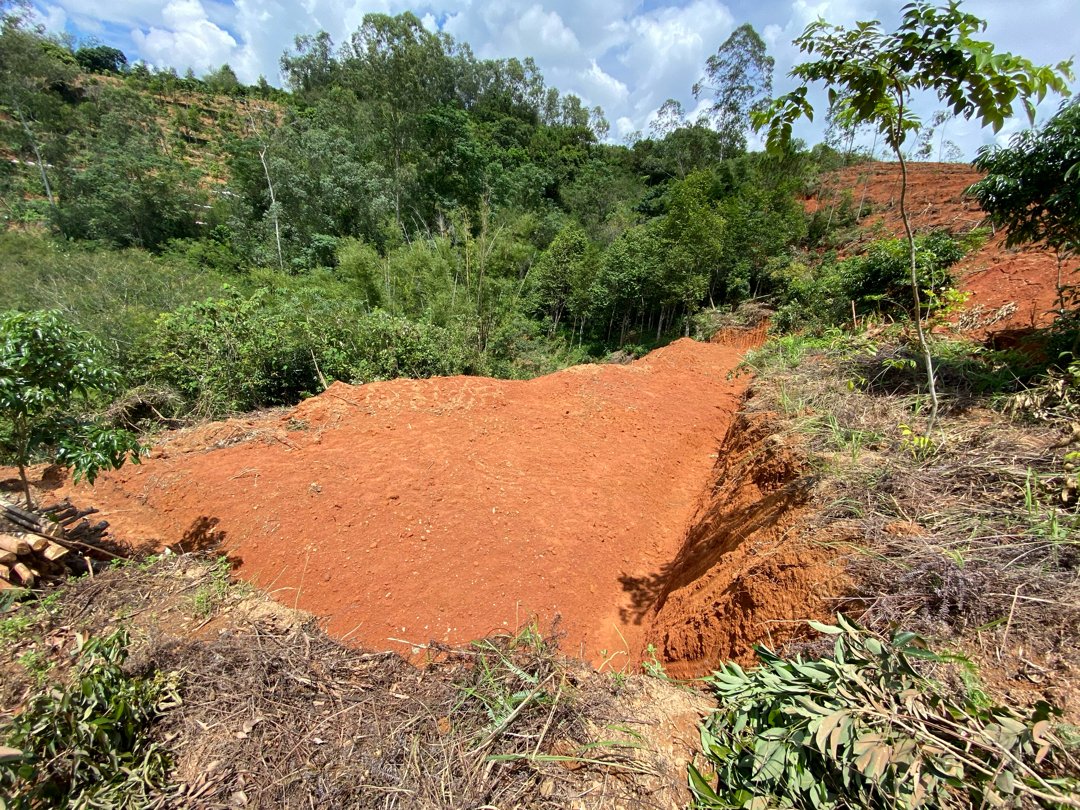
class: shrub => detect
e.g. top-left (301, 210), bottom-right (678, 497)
top-left (141, 288), bottom-right (471, 417)
top-left (0, 310), bottom-right (141, 506)
top-left (0, 630), bottom-right (179, 808)
top-left (771, 230), bottom-right (970, 330)
top-left (690, 617), bottom-right (1078, 810)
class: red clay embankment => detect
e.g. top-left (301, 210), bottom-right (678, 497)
top-left (56, 338), bottom-right (755, 665)
top-left (807, 161), bottom-right (1064, 338)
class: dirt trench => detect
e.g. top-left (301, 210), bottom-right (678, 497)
top-left (47, 335), bottom-right (837, 674)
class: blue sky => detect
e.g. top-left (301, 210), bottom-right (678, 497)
top-left (30, 0), bottom-right (1080, 157)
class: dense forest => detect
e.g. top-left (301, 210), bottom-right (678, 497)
top-left (0, 4), bottom-right (1074, 426)
top-left (1, 7), bottom-right (870, 417)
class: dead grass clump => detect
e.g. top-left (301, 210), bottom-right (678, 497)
top-left (742, 332), bottom-right (1080, 660)
top-left (104, 384), bottom-right (185, 431)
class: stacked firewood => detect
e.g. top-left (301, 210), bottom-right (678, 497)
top-left (0, 498), bottom-right (110, 589)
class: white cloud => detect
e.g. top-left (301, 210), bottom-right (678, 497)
top-left (31, 3), bottom-right (68, 33)
top-left (131, 0), bottom-right (237, 74)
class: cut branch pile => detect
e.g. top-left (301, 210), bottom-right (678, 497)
top-left (0, 497), bottom-right (112, 589)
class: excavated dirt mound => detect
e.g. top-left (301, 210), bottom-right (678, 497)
top-left (808, 161), bottom-right (1063, 338)
top-left (53, 338), bottom-right (791, 668)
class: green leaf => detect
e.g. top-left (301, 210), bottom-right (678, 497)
top-left (688, 762), bottom-right (722, 803)
top-left (814, 710), bottom-right (849, 755)
top-left (808, 620), bottom-right (844, 635)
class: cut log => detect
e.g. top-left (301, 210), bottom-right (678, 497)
top-left (0, 578), bottom-right (16, 591)
top-left (28, 535), bottom-right (50, 553)
top-left (66, 520), bottom-right (90, 538)
top-left (0, 563), bottom-right (10, 582)
top-left (38, 521), bottom-right (64, 540)
top-left (42, 542), bottom-right (69, 562)
top-left (0, 535), bottom-right (31, 556)
top-left (1, 503), bottom-right (42, 529)
top-left (10, 562), bottom-right (34, 587)
top-left (2, 512), bottom-right (40, 533)
top-left (0, 550), bottom-right (15, 565)
top-left (65, 508), bottom-right (98, 526)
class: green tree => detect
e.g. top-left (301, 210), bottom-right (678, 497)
top-left (694, 23), bottom-right (774, 158)
top-left (338, 13), bottom-right (456, 227)
top-left (754, 0), bottom-right (1073, 430)
top-left (58, 87), bottom-right (203, 249)
top-left (970, 99), bottom-right (1080, 316)
top-left (661, 170), bottom-right (724, 331)
top-left (204, 63), bottom-right (240, 94)
top-left (0, 310), bottom-right (140, 507)
top-left (531, 222), bottom-right (592, 335)
top-left (0, 6), bottom-right (76, 211)
top-left (75, 44), bottom-right (128, 74)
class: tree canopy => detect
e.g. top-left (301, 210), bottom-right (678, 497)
top-left (970, 99), bottom-right (1080, 256)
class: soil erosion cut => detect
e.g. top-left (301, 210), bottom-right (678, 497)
top-left (59, 338), bottom-right (767, 665)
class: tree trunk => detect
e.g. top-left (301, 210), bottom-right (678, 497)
top-left (17, 462), bottom-right (32, 510)
top-left (894, 108), bottom-right (939, 432)
top-left (14, 102), bottom-right (54, 210)
top-left (13, 417), bottom-right (33, 509)
top-left (258, 145), bottom-right (284, 272)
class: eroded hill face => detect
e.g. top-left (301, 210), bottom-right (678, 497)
top-left (55, 338), bottom-right (791, 667)
top-left (807, 161), bottom-right (1062, 338)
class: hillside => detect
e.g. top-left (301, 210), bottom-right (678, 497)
top-left (3, 5), bottom-right (1079, 804)
top-left (18, 160), bottom-right (1071, 673)
top-left (807, 161), bottom-right (1063, 337)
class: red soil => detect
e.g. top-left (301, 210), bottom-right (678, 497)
top-left (808, 161), bottom-right (1066, 337)
top-left (55, 338), bottom-right (755, 665)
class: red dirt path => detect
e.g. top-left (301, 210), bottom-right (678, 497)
top-left (57, 338), bottom-right (752, 664)
top-left (808, 161), bottom-right (1065, 337)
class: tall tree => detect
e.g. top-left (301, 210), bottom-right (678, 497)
top-left (57, 87), bottom-right (202, 249)
top-left (339, 13), bottom-right (455, 228)
top-left (694, 24), bottom-right (774, 159)
top-left (0, 5), bottom-right (75, 210)
top-left (970, 99), bottom-right (1080, 317)
top-left (75, 44), bottom-right (127, 74)
top-left (754, 0), bottom-right (1072, 431)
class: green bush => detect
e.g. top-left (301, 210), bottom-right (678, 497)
top-left (141, 287), bottom-right (471, 417)
top-left (0, 630), bottom-right (179, 808)
top-left (772, 230), bottom-right (970, 330)
top-left (690, 617), bottom-right (1077, 810)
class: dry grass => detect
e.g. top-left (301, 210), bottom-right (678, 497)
top-left (1, 555), bottom-right (697, 809)
top-left (741, 330), bottom-right (1080, 661)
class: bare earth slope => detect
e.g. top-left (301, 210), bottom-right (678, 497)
top-left (58, 338), bottom-right (751, 664)
top-left (808, 161), bottom-right (1062, 337)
